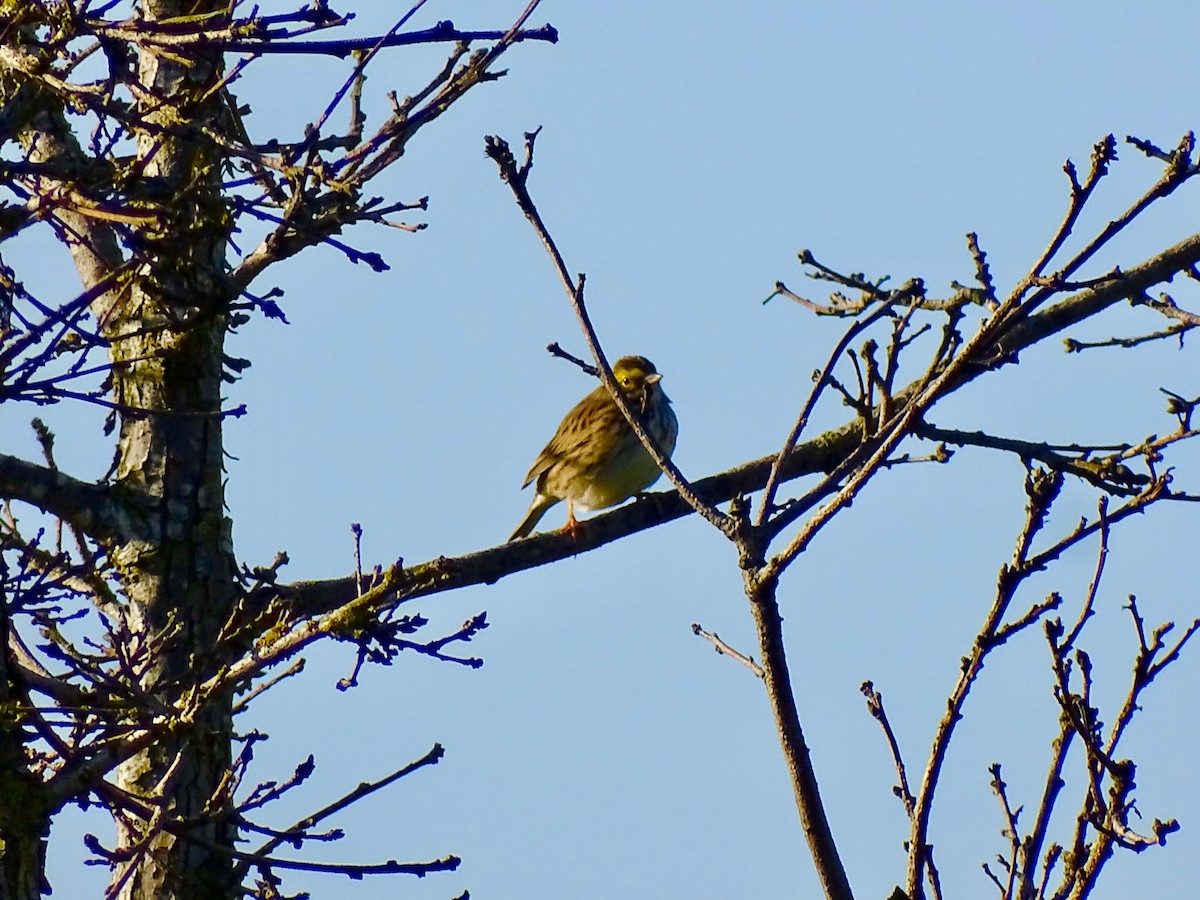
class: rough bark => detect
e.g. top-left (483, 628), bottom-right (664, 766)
top-left (100, 3), bottom-right (240, 897)
top-left (0, 604), bottom-right (51, 900)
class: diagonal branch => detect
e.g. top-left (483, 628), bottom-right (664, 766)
top-left (484, 130), bottom-right (733, 537)
top-left (1, 65), bottom-right (125, 320)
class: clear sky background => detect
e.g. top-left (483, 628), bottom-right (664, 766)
top-left (19, 2), bottom-right (1200, 898)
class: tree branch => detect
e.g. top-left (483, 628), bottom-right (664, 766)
top-left (0, 453), bottom-right (132, 543)
top-left (747, 573), bottom-right (854, 900)
top-left (484, 130), bottom-right (733, 537)
top-left (274, 229), bottom-right (1200, 620)
top-left (273, 426), bottom-right (857, 619)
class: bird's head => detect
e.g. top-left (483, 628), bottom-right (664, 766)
top-left (611, 355), bottom-right (662, 396)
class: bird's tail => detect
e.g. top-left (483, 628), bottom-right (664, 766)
top-left (508, 493), bottom-right (560, 541)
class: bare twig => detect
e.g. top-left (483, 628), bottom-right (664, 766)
top-left (234, 744), bottom-right (447, 880)
top-left (860, 682), bottom-right (915, 818)
top-left (691, 623), bottom-right (764, 678)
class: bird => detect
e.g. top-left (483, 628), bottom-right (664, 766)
top-left (509, 355), bottom-right (679, 541)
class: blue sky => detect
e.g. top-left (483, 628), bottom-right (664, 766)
top-left (23, 2), bottom-right (1200, 898)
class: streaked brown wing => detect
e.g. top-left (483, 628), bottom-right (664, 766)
top-left (520, 386), bottom-right (624, 489)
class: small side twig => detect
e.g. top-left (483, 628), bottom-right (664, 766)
top-left (233, 743), bottom-right (447, 881)
top-left (545, 341), bottom-right (597, 376)
top-left (860, 681), bottom-right (915, 818)
top-left (691, 623), bottom-right (764, 678)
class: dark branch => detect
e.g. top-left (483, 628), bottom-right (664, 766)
top-left (217, 22), bottom-right (559, 58)
top-left (0, 453), bottom-right (131, 543)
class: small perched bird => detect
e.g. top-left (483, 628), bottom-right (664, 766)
top-left (509, 355), bottom-right (679, 541)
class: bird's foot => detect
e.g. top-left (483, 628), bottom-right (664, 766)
top-left (561, 506), bottom-right (583, 540)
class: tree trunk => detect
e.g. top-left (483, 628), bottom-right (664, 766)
top-left (0, 608), bottom-right (51, 900)
top-left (105, 3), bottom-right (240, 897)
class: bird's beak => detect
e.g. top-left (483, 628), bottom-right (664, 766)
top-left (646, 373), bottom-right (662, 384)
